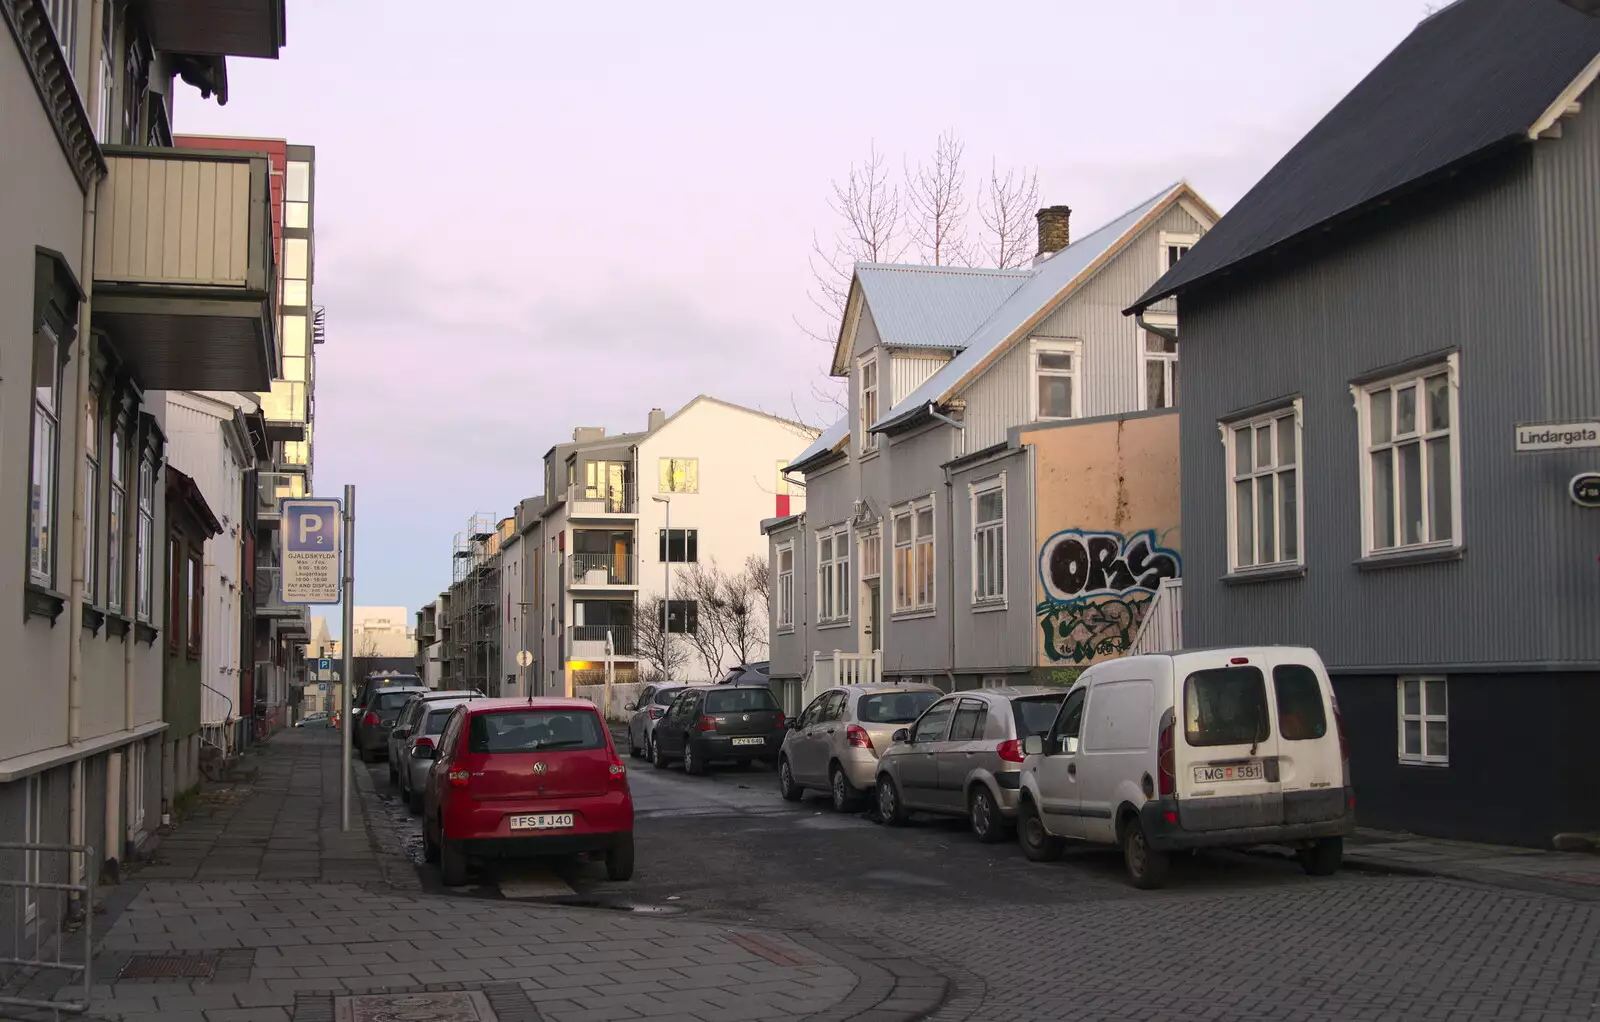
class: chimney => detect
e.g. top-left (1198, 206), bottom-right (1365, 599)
top-left (1034, 205), bottom-right (1073, 264)
top-left (647, 408), bottom-right (666, 432)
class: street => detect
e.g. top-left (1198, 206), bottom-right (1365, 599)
top-left (365, 744), bottom-right (1600, 1022)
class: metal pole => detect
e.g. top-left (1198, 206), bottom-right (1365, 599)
top-left (341, 484), bottom-right (355, 832)
top-left (662, 499), bottom-right (671, 684)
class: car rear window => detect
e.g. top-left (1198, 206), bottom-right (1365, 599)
top-left (653, 689), bottom-right (681, 706)
top-left (704, 688), bottom-right (779, 713)
top-left (1183, 667), bottom-right (1270, 747)
top-left (1011, 695), bottom-right (1067, 736)
top-left (1272, 665), bottom-right (1329, 741)
top-left (373, 692), bottom-right (416, 711)
top-left (857, 690), bottom-right (941, 724)
top-left (423, 709), bottom-right (454, 736)
top-left (468, 710), bottom-right (604, 753)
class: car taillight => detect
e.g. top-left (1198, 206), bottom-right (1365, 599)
top-left (648, 706), bottom-right (665, 719)
top-left (1157, 720), bottom-right (1175, 797)
top-left (997, 739), bottom-right (1025, 763)
top-left (363, 712), bottom-right (379, 727)
top-left (695, 716), bottom-right (717, 732)
top-left (414, 737), bottom-right (435, 750)
top-left (1333, 701), bottom-right (1349, 762)
top-left (447, 768), bottom-right (470, 788)
top-left (773, 713), bottom-right (786, 729)
top-left (608, 759), bottom-right (627, 786)
top-left (845, 724), bottom-right (873, 750)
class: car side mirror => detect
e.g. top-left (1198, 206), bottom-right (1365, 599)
top-left (624, 702), bottom-right (636, 712)
top-left (892, 728), bottom-right (910, 744)
top-left (1022, 734), bottom-right (1044, 756)
top-left (786, 718), bottom-right (801, 730)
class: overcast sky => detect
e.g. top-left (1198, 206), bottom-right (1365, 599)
top-left (176, 1), bottom-right (1429, 624)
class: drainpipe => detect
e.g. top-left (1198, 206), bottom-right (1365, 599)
top-left (1135, 312), bottom-right (1178, 344)
top-left (931, 404), bottom-right (965, 692)
top-left (67, 0), bottom-right (108, 897)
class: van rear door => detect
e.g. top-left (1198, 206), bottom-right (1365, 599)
top-left (1266, 651), bottom-right (1348, 825)
top-left (1172, 655), bottom-right (1283, 832)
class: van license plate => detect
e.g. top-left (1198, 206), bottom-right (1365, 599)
top-left (1193, 763), bottom-right (1263, 783)
top-left (731, 737), bottom-right (765, 747)
top-left (510, 813), bottom-right (574, 830)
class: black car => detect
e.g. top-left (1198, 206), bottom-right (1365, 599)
top-left (350, 673), bottom-right (424, 745)
top-left (651, 685), bottom-right (785, 775)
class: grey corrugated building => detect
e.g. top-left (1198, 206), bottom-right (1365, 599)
top-left (1128, 0), bottom-right (1600, 847)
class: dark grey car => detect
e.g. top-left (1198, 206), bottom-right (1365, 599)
top-left (356, 686), bottom-right (427, 762)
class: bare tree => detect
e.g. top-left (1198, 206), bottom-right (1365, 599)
top-left (720, 560), bottom-right (768, 667)
top-left (634, 597), bottom-right (689, 684)
top-left (977, 159), bottom-right (1040, 269)
top-left (677, 563), bottom-right (730, 680)
top-left (905, 130), bottom-right (971, 266)
top-left (744, 553), bottom-right (770, 620)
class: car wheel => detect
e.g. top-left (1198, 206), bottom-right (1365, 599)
top-left (778, 759), bottom-right (804, 802)
top-left (1123, 817), bottom-right (1170, 889)
top-left (423, 817), bottom-right (441, 864)
top-left (651, 736), bottom-right (669, 770)
top-left (1297, 836), bottom-right (1343, 877)
top-left (407, 784), bottom-right (423, 815)
top-left (876, 775), bottom-right (909, 826)
top-left (439, 830), bottom-right (469, 887)
top-left (969, 786), bottom-right (1009, 844)
top-left (830, 765), bottom-right (861, 812)
top-left (387, 762), bottom-right (398, 786)
top-left (1018, 799), bottom-right (1064, 862)
top-left (605, 834), bottom-right (636, 882)
top-left (683, 741), bottom-right (706, 776)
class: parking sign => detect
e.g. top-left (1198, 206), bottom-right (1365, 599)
top-left (282, 498), bottom-right (343, 604)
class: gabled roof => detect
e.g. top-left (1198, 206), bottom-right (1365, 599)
top-left (788, 414), bottom-right (849, 472)
top-left (875, 182), bottom-right (1209, 432)
top-left (1128, 0), bottom-right (1600, 315)
top-left (832, 265), bottom-right (1029, 374)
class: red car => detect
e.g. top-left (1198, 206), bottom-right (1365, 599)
top-left (421, 697), bottom-right (634, 886)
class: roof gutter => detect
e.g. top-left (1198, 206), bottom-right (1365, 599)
top-left (1136, 311), bottom-right (1179, 343)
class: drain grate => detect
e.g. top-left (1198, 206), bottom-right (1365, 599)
top-left (118, 953), bottom-right (217, 979)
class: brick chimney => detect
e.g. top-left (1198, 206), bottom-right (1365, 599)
top-left (647, 408), bottom-right (666, 432)
top-left (1034, 205), bottom-right (1073, 263)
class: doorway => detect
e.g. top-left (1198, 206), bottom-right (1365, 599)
top-left (867, 580), bottom-right (882, 653)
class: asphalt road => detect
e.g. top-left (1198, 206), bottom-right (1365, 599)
top-left (366, 750), bottom-right (1600, 1021)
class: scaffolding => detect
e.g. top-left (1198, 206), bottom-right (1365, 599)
top-left (448, 513), bottom-right (499, 692)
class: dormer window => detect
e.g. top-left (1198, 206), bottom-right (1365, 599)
top-left (1161, 231), bottom-right (1199, 273)
top-left (859, 356), bottom-right (879, 452)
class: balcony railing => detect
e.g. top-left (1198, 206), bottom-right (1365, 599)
top-left (256, 471), bottom-right (304, 522)
top-left (252, 567), bottom-right (301, 618)
top-left (565, 482), bottom-right (636, 517)
top-left (570, 552), bottom-right (634, 586)
top-left (568, 624), bottom-right (636, 658)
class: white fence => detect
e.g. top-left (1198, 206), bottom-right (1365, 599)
top-left (1129, 577), bottom-right (1183, 655)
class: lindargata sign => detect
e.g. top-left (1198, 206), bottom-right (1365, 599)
top-left (1513, 419), bottom-right (1600, 452)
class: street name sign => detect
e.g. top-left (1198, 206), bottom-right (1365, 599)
top-left (282, 498), bottom-right (343, 604)
top-left (1514, 420), bottom-right (1600, 452)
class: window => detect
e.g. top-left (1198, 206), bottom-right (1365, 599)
top-left (282, 237), bottom-right (309, 307)
top-left (107, 428), bottom-right (125, 613)
top-left (658, 458), bottom-right (698, 493)
top-left (285, 160), bottom-right (311, 228)
top-left (857, 690), bottom-right (940, 724)
top-left (776, 543), bottom-right (794, 630)
top-left (892, 498), bottom-right (935, 614)
top-left (1360, 361), bottom-right (1460, 554)
top-left (972, 480), bottom-right (1005, 604)
top-left (658, 528), bottom-right (698, 563)
top-left (816, 525), bottom-right (850, 625)
top-left (1228, 406), bottom-right (1302, 570)
top-left (1013, 694), bottom-right (1067, 737)
top-left (30, 327), bottom-right (62, 587)
top-left (859, 357), bottom-right (879, 451)
top-left (1049, 687), bottom-right (1086, 753)
top-left (1183, 667), bottom-right (1270, 747)
top-left (187, 549), bottom-right (202, 657)
top-left (1398, 677), bottom-right (1448, 766)
top-left (1144, 332), bottom-right (1178, 410)
top-left (705, 688), bottom-right (780, 714)
top-left (1273, 664), bottom-right (1328, 741)
top-left (83, 389), bottom-right (100, 602)
top-left (948, 699), bottom-right (988, 741)
top-left (43, 0), bottom-right (77, 74)
top-left (1032, 340), bottom-right (1080, 421)
top-left (1161, 232), bottom-right (1198, 272)
top-left (136, 456), bottom-right (154, 621)
top-left (665, 599), bottom-right (697, 634)
top-left (469, 709), bottom-right (605, 753)
top-left (166, 536), bottom-right (182, 652)
top-left (912, 700), bottom-right (955, 743)
top-left (859, 528), bottom-right (881, 580)
top-left (127, 742), bottom-right (146, 837)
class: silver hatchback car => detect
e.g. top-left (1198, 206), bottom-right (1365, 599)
top-left (875, 687), bottom-right (1068, 842)
top-left (623, 683), bottom-right (687, 759)
top-left (396, 696), bottom-right (480, 813)
top-left (386, 690), bottom-right (482, 785)
top-left (778, 684), bottom-right (943, 811)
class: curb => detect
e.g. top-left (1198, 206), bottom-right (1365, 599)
top-left (788, 931), bottom-right (951, 1022)
top-left (349, 751), bottom-right (425, 894)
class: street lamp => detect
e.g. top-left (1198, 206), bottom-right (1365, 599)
top-left (651, 494), bottom-right (672, 682)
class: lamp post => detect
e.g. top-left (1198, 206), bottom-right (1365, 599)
top-left (651, 495), bottom-right (671, 683)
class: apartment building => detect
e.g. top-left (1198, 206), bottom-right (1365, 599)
top-left (766, 189), bottom-right (1212, 714)
top-left (0, 0), bottom-right (287, 961)
top-left (351, 606), bottom-right (414, 658)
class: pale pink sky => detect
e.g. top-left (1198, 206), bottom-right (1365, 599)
top-left (176, 1), bottom-right (1431, 612)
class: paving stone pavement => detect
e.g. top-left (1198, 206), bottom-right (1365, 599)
top-left (4, 731), bottom-right (949, 1022)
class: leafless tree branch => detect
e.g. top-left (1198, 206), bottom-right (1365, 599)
top-left (906, 130), bottom-right (971, 267)
top-left (800, 141), bottom-right (906, 352)
top-left (634, 597), bottom-right (689, 683)
top-left (977, 159), bottom-right (1040, 269)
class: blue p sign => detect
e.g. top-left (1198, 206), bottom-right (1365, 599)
top-left (285, 500), bottom-right (340, 553)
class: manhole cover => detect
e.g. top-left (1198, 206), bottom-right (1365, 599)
top-left (118, 953), bottom-right (217, 979)
top-left (334, 991), bottom-right (497, 1022)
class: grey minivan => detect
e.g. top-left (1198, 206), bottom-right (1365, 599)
top-left (875, 687), bottom-right (1067, 842)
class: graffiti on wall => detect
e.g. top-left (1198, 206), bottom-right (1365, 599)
top-left (1037, 529), bottom-right (1180, 663)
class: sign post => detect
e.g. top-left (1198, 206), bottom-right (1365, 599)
top-left (279, 494), bottom-right (347, 829)
top-left (516, 649), bottom-right (532, 701)
top-left (340, 485), bottom-right (355, 833)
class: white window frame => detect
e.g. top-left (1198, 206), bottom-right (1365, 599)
top-left (136, 456), bottom-right (154, 621)
top-left (971, 476), bottom-right (1006, 606)
top-left (127, 743), bottom-right (147, 837)
top-left (1141, 330), bottom-right (1179, 411)
top-left (816, 524), bottom-right (850, 626)
top-left (22, 773), bottom-right (42, 924)
top-left (83, 389), bottom-right (100, 603)
top-left (30, 326), bottom-right (61, 588)
top-left (107, 428), bottom-right (126, 614)
top-left (1397, 676), bottom-right (1448, 766)
top-left (859, 355), bottom-right (880, 452)
top-left (1356, 356), bottom-right (1462, 557)
top-left (858, 527), bottom-right (881, 581)
top-left (776, 542), bottom-right (794, 632)
top-left (1030, 338), bottom-right (1082, 422)
top-left (1224, 401), bottom-right (1304, 572)
top-left (891, 497), bottom-right (936, 615)
top-left (1160, 231), bottom-right (1198, 273)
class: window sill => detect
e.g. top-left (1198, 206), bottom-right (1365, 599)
top-left (25, 584), bottom-right (67, 625)
top-left (816, 620), bottom-right (852, 631)
top-left (891, 609), bottom-right (937, 621)
top-left (106, 613), bottom-right (131, 639)
top-left (860, 447), bottom-right (881, 462)
top-left (1356, 545), bottom-right (1464, 571)
top-left (135, 621), bottom-right (158, 646)
top-left (971, 600), bottom-right (1009, 613)
top-left (776, 627), bottom-right (795, 636)
top-left (1398, 758), bottom-right (1449, 768)
top-left (1222, 564), bottom-right (1306, 585)
top-left (82, 603), bottom-right (105, 635)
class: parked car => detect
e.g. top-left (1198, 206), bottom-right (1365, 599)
top-left (296, 711), bottom-right (329, 727)
top-left (350, 673), bottom-right (425, 745)
top-left (715, 661), bottom-right (770, 686)
top-left (778, 684), bottom-right (942, 811)
top-left (1015, 647), bottom-right (1353, 889)
top-left (650, 685), bottom-right (785, 774)
top-left (422, 697), bottom-right (634, 886)
top-left (398, 696), bottom-right (479, 813)
top-left (875, 687), bottom-right (1068, 841)
top-left (355, 686), bottom-right (428, 762)
top-left (623, 684), bottom-right (686, 759)
top-left (387, 690), bottom-right (482, 784)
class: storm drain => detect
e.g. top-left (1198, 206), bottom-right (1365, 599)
top-left (117, 953), bottom-right (217, 980)
top-left (294, 983), bottom-right (540, 1022)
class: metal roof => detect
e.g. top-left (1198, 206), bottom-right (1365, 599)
top-left (876, 183), bottom-right (1191, 432)
top-left (855, 264), bottom-right (1028, 351)
top-left (788, 413), bottom-right (849, 472)
top-left (1127, 0), bottom-right (1600, 315)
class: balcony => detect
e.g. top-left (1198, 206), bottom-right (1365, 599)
top-left (141, 0), bottom-right (287, 59)
top-left (568, 625), bottom-right (636, 660)
top-left (255, 471), bottom-right (304, 526)
top-left (570, 551), bottom-right (635, 589)
top-left (92, 146), bottom-right (278, 391)
top-left (565, 482), bottom-right (637, 519)
top-left (253, 566), bottom-right (303, 619)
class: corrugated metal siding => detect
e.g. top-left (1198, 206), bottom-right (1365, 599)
top-left (963, 343), bottom-right (1029, 451)
top-left (880, 423), bottom-right (954, 675)
top-left (855, 264), bottom-right (1026, 351)
top-left (801, 457), bottom-right (861, 657)
top-left (950, 449), bottom-right (1035, 672)
top-left (766, 519), bottom-right (808, 678)
top-left (890, 353), bottom-right (949, 407)
top-left (1181, 130), bottom-right (1600, 671)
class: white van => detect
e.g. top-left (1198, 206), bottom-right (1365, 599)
top-left (1017, 646), bottom-right (1353, 888)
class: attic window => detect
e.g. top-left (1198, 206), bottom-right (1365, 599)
top-left (859, 357), bottom-right (879, 451)
top-left (1161, 232), bottom-right (1199, 273)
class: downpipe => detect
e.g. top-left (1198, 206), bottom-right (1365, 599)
top-left (934, 404), bottom-right (965, 693)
